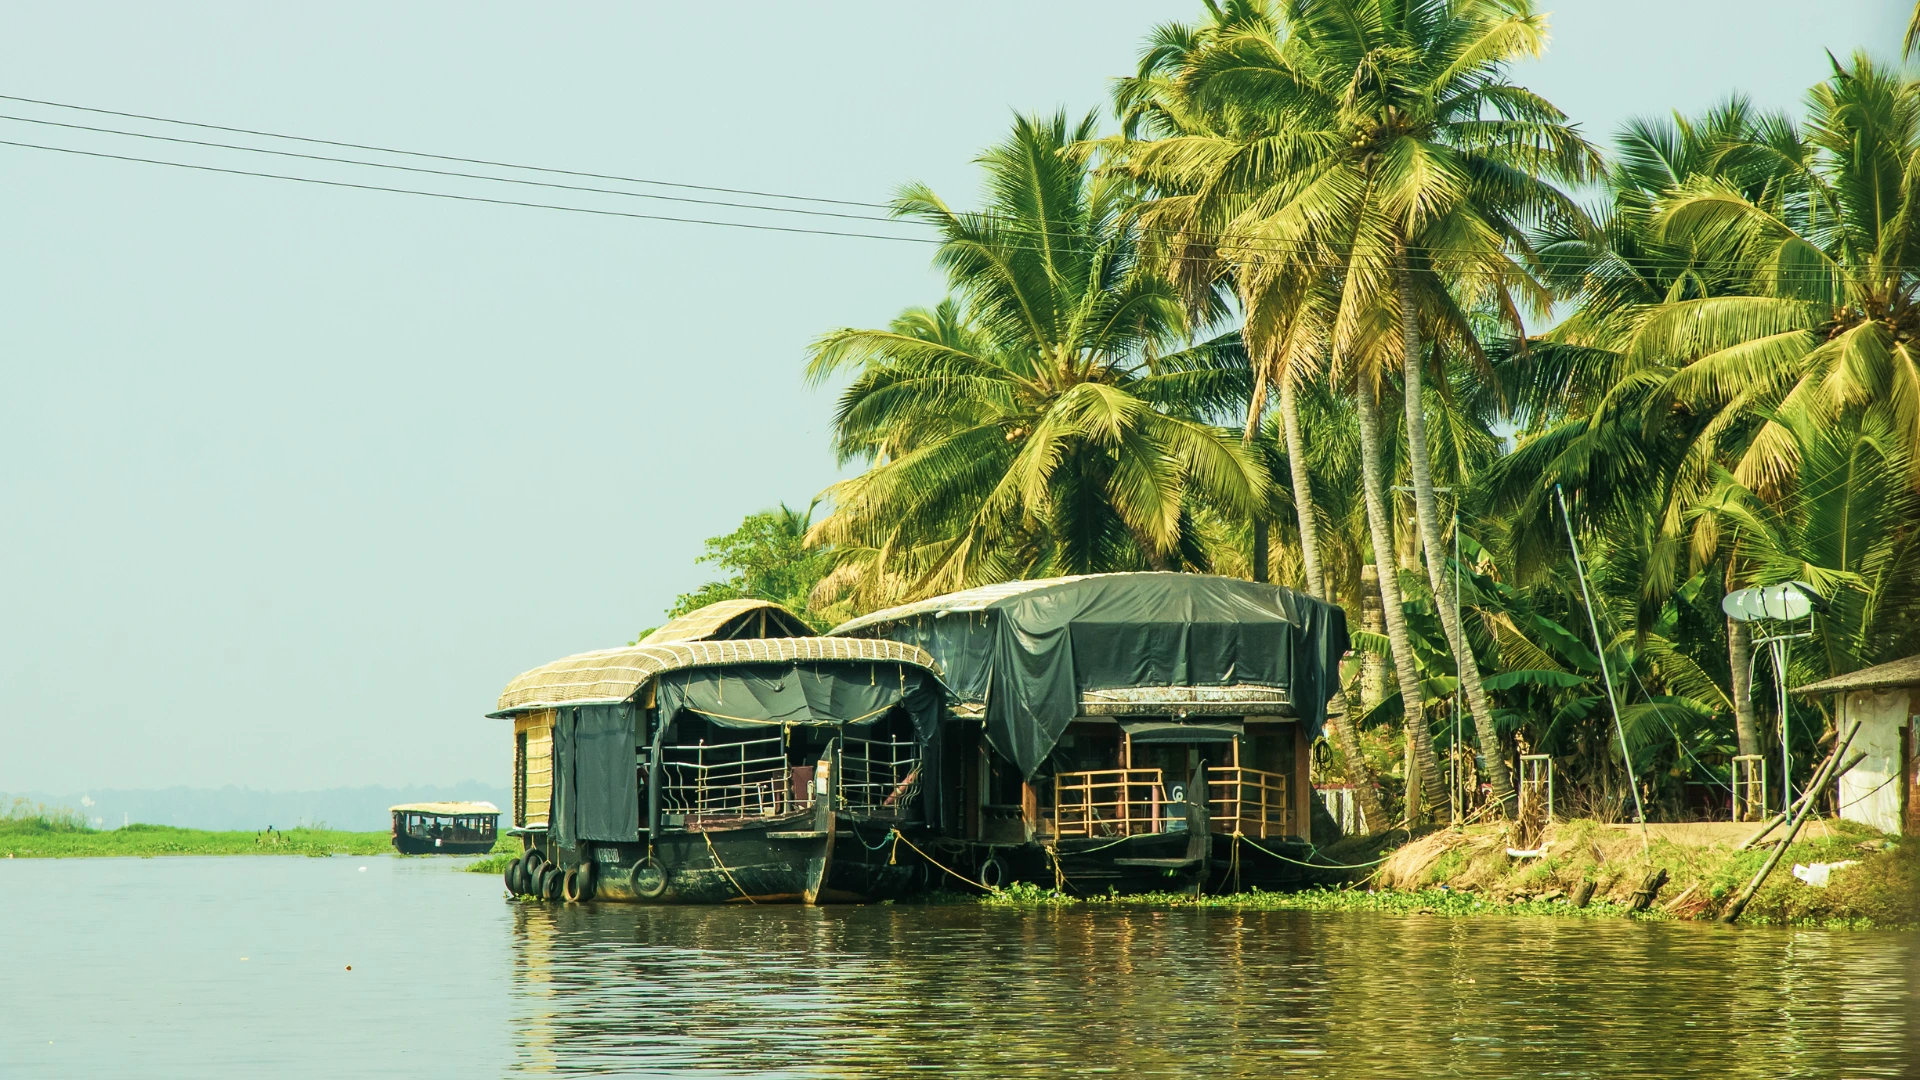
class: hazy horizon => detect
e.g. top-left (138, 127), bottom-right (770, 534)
top-left (2, 1), bottom-right (1904, 793)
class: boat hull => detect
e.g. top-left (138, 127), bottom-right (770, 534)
top-left (392, 835), bottom-right (496, 856)
top-left (525, 810), bottom-right (936, 905)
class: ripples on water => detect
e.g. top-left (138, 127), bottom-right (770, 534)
top-left (2, 856), bottom-right (1914, 1078)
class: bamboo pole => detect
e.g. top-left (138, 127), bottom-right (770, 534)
top-left (1735, 723), bottom-right (1860, 851)
top-left (1720, 731), bottom-right (1865, 925)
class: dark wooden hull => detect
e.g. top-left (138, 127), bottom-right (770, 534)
top-left (819, 815), bottom-right (933, 902)
top-left (519, 809), bottom-right (938, 905)
top-left (392, 835), bottom-right (496, 855)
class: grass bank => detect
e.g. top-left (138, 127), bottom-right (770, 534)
top-left (1, 798), bottom-right (510, 860)
top-left (980, 818), bottom-right (1920, 928)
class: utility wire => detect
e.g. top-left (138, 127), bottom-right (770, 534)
top-left (0, 90), bottom-right (1897, 281)
top-left (0, 111), bottom-right (917, 226)
top-left (0, 137), bottom-right (944, 244)
top-left (0, 91), bottom-right (895, 209)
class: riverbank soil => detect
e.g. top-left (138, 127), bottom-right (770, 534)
top-left (1332, 818), bottom-right (1919, 926)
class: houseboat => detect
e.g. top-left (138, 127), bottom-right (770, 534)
top-left (828, 573), bottom-right (1349, 895)
top-left (491, 600), bottom-right (948, 904)
top-left (390, 801), bottom-right (500, 854)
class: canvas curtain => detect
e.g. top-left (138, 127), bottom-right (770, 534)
top-left (549, 703), bottom-right (641, 846)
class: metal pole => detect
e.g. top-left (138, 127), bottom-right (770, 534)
top-left (1453, 509), bottom-right (1462, 824)
top-left (1554, 485), bottom-right (1649, 854)
top-left (1773, 635), bottom-right (1792, 815)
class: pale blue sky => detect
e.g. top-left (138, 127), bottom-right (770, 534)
top-left (1, 2), bottom-right (1905, 792)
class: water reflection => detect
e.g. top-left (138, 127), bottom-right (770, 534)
top-left (507, 902), bottom-right (1916, 1078)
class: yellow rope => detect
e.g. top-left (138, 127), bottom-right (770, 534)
top-left (1044, 843), bottom-right (1070, 893)
top-left (890, 830), bottom-right (994, 892)
top-left (701, 830), bottom-right (758, 905)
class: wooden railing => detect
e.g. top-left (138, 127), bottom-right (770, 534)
top-left (1053, 768), bottom-right (1168, 838)
top-left (1207, 767), bottom-right (1288, 838)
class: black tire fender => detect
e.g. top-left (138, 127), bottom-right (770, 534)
top-left (512, 853), bottom-right (541, 896)
top-left (539, 865), bottom-right (563, 902)
top-left (978, 854), bottom-right (1009, 890)
top-left (629, 855), bottom-right (668, 899)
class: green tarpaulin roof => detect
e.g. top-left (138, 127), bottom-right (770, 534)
top-left (830, 573), bottom-right (1348, 779)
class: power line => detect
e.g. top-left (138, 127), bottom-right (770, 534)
top-left (0, 111), bottom-right (919, 227)
top-left (0, 90), bottom-right (1905, 283)
top-left (0, 91), bottom-right (896, 210)
top-left (0, 137), bottom-right (946, 244)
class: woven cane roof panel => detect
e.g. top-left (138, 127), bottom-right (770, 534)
top-left (494, 637), bottom-right (938, 715)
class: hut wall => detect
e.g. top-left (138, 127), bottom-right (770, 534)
top-left (1837, 689), bottom-right (1912, 835)
top-left (515, 710), bottom-right (556, 829)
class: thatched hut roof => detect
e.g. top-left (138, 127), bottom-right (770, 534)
top-left (1795, 654), bottom-right (1920, 696)
top-left (389, 801), bottom-right (499, 815)
top-left (640, 599), bottom-right (814, 644)
top-left (492, 637), bottom-right (938, 716)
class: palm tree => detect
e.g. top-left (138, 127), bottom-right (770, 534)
top-left (1638, 53), bottom-right (1920, 500)
top-left (1497, 98), bottom-right (1800, 762)
top-left (1132, 0), bottom-right (1598, 816)
top-left (1112, 1), bottom-right (1390, 829)
top-left (805, 113), bottom-right (1266, 599)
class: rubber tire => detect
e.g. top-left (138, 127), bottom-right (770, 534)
top-left (562, 867), bottom-right (582, 903)
top-left (629, 856), bottom-right (668, 899)
top-left (504, 860), bottom-right (525, 896)
top-left (512, 853), bottom-right (540, 896)
top-left (575, 860), bottom-right (598, 902)
top-left (524, 849), bottom-right (546, 873)
top-left (539, 865), bottom-right (563, 902)
top-left (978, 854), bottom-right (1008, 890)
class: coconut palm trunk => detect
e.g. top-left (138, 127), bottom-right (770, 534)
top-left (1279, 376), bottom-right (1387, 833)
top-left (1396, 268), bottom-right (1518, 817)
top-left (1353, 385), bottom-right (1446, 819)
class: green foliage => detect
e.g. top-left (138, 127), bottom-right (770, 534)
top-left (760, 3), bottom-right (1920, 821)
top-left (806, 112), bottom-right (1264, 608)
top-left (2, 797), bottom-right (94, 834)
top-left (660, 504), bottom-right (839, 632)
top-left (461, 836), bottom-right (525, 875)
top-left (1, 822), bottom-right (391, 859)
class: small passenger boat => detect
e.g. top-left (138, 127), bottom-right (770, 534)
top-left (390, 801), bottom-right (501, 855)
top-left (828, 573), bottom-right (1350, 895)
top-left (490, 600), bottom-right (948, 904)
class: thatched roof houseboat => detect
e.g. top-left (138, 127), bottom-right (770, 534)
top-left (491, 602), bottom-right (947, 904)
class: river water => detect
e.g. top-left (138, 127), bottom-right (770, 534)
top-left (2, 855), bottom-right (1914, 1078)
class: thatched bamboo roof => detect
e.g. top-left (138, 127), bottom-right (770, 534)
top-left (640, 598), bottom-right (814, 644)
top-left (389, 801), bottom-right (499, 815)
top-left (493, 637), bottom-right (938, 716)
top-left (1795, 654), bottom-right (1920, 696)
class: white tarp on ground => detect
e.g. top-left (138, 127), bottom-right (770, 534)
top-left (1837, 689), bottom-right (1910, 835)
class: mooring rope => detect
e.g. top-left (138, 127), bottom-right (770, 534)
top-left (1235, 832), bottom-right (1397, 870)
top-left (701, 830), bottom-right (758, 904)
top-left (889, 829), bottom-right (994, 892)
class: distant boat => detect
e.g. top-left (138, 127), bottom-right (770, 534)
top-left (390, 801), bottom-right (501, 854)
